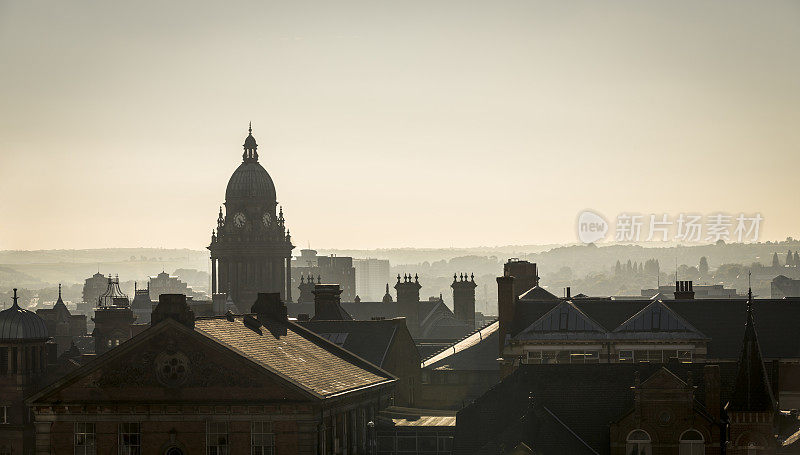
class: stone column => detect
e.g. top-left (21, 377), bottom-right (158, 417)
top-left (211, 258), bottom-right (217, 294)
top-left (285, 257), bottom-right (292, 303)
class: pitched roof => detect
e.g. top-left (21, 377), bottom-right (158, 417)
top-left (508, 297), bottom-right (800, 360)
top-left (515, 302), bottom-right (607, 340)
top-left (727, 304), bottom-right (776, 412)
top-left (612, 301), bottom-right (708, 340)
top-left (454, 362), bottom-right (742, 455)
top-left (518, 286), bottom-right (559, 301)
top-left (422, 321), bottom-right (499, 371)
top-left (298, 318), bottom-right (412, 367)
top-left (194, 316), bottom-right (395, 398)
top-left (30, 315), bottom-right (395, 404)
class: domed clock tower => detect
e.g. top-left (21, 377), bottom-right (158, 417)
top-left (208, 124), bottom-right (294, 306)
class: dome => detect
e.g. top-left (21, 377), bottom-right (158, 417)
top-left (0, 293), bottom-right (48, 341)
top-left (225, 161), bottom-right (277, 203)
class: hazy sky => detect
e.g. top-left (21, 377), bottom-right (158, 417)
top-left (1, 1), bottom-right (798, 250)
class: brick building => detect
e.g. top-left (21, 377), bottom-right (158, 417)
top-left (27, 293), bottom-right (395, 454)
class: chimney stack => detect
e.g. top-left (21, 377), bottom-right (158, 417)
top-left (151, 294), bottom-right (195, 329)
top-left (704, 364), bottom-right (721, 421)
top-left (395, 273), bottom-right (422, 337)
top-left (312, 284), bottom-right (350, 321)
top-left (497, 275), bottom-right (516, 357)
top-left (452, 273), bottom-right (477, 330)
top-left (674, 280), bottom-right (695, 299)
top-left (503, 260), bottom-right (539, 297)
top-left (251, 292), bottom-right (288, 323)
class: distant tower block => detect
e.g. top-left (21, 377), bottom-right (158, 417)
top-left (452, 273), bottom-right (477, 330)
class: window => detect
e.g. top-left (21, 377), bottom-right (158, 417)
top-left (119, 423), bottom-right (141, 455)
top-left (207, 421), bottom-right (229, 455)
top-left (0, 348), bottom-right (7, 375)
top-left (74, 422), bottom-right (96, 455)
top-left (679, 429), bottom-right (705, 455)
top-left (0, 406), bottom-right (8, 424)
top-left (437, 435), bottom-right (453, 452)
top-left (251, 421), bottom-right (274, 455)
top-left (526, 350), bottom-right (543, 364)
top-left (626, 429), bottom-right (651, 455)
top-left (619, 350), bottom-right (634, 363)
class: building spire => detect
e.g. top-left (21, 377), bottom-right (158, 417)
top-left (11, 288), bottom-right (19, 308)
top-left (727, 280), bottom-right (776, 412)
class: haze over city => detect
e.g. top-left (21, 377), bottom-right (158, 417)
top-left (2, 0), bottom-right (799, 250)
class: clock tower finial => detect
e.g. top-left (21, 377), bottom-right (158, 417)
top-left (243, 123), bottom-right (258, 163)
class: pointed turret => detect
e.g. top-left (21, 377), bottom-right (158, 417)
top-left (728, 289), bottom-right (776, 412)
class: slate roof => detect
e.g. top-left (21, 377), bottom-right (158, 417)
top-left (195, 316), bottom-right (395, 398)
top-left (454, 362), bottom-right (742, 455)
top-left (518, 286), bottom-right (559, 301)
top-left (612, 301), bottom-right (708, 340)
top-left (506, 298), bottom-right (800, 360)
top-left (298, 318), bottom-right (412, 367)
top-left (422, 321), bottom-right (499, 371)
top-left (515, 302), bottom-right (607, 340)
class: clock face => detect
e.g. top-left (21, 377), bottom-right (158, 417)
top-left (262, 212), bottom-right (273, 227)
top-left (233, 212), bottom-right (246, 228)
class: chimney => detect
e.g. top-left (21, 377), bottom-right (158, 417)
top-left (452, 273), bottom-right (477, 330)
top-left (212, 293), bottom-right (227, 315)
top-left (503, 259), bottom-right (539, 296)
top-left (674, 280), bottom-right (695, 299)
top-left (251, 292), bottom-right (287, 323)
top-left (395, 274), bottom-right (422, 336)
top-left (565, 287), bottom-right (571, 299)
top-left (312, 284), bottom-right (349, 321)
top-left (497, 275), bottom-right (516, 357)
top-left (704, 364), bottom-right (721, 421)
top-left (151, 294), bottom-right (196, 329)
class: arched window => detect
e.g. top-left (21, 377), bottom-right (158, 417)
top-left (626, 429), bottom-right (652, 455)
top-left (679, 429), bottom-right (705, 455)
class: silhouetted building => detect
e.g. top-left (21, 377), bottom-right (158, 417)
top-left (287, 274), bottom-right (474, 342)
top-left (0, 289), bottom-right (50, 455)
top-left (77, 272), bottom-right (108, 315)
top-left (354, 258), bottom-right (391, 301)
top-left (495, 271), bottom-right (800, 409)
top-left (91, 276), bottom-right (135, 355)
top-left (292, 250), bottom-right (357, 302)
top-left (147, 271), bottom-right (196, 300)
top-left (454, 289), bottom-right (796, 455)
top-left (208, 124), bottom-right (294, 306)
top-left (35, 285), bottom-right (87, 355)
top-left (642, 282), bottom-right (744, 299)
top-left (129, 283), bottom-right (154, 324)
top-left (29, 292), bottom-right (395, 454)
top-left (420, 321), bottom-right (500, 410)
top-left (771, 275), bottom-right (800, 298)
